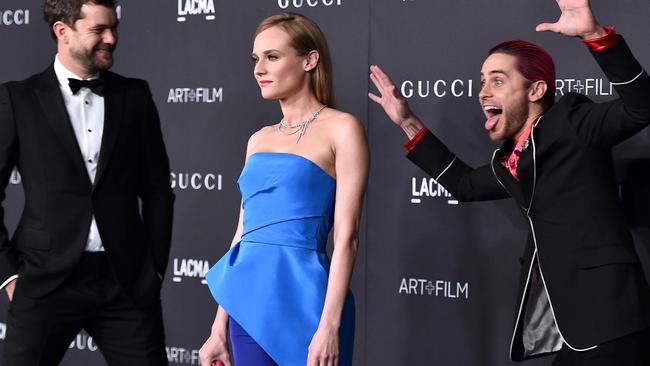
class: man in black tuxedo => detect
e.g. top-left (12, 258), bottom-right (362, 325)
top-left (0, 0), bottom-right (174, 364)
top-left (370, 0), bottom-right (650, 365)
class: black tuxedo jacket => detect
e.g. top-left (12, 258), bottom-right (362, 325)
top-left (407, 36), bottom-right (650, 360)
top-left (0, 65), bottom-right (174, 304)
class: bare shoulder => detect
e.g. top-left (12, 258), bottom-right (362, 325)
top-left (246, 124), bottom-right (275, 155)
top-left (324, 109), bottom-right (362, 128)
top-left (322, 109), bottom-right (369, 178)
top-left (319, 109), bottom-right (363, 135)
top-left (321, 109), bottom-right (366, 146)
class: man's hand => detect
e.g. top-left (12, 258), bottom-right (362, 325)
top-left (536, 0), bottom-right (607, 40)
top-left (5, 278), bottom-right (15, 301)
top-left (368, 65), bottom-right (425, 139)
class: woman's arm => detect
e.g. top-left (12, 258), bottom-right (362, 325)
top-left (308, 114), bottom-right (369, 366)
top-left (200, 132), bottom-right (261, 366)
top-left (198, 204), bottom-right (243, 366)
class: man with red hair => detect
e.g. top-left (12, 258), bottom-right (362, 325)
top-left (370, 0), bottom-right (650, 364)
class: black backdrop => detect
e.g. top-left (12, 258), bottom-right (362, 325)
top-left (1, 1), bottom-right (649, 365)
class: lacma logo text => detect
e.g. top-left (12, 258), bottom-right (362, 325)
top-left (411, 176), bottom-right (457, 205)
top-left (177, 0), bottom-right (215, 22)
top-left (172, 258), bottom-right (210, 284)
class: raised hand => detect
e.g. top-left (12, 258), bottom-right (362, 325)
top-left (536, 0), bottom-right (606, 40)
top-left (368, 65), bottom-right (412, 125)
top-left (368, 65), bottom-right (425, 138)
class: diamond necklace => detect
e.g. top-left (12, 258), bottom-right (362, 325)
top-left (278, 105), bottom-right (326, 143)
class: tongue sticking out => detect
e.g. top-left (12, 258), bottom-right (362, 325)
top-left (484, 113), bottom-right (501, 131)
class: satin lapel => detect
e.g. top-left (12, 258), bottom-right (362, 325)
top-left (492, 142), bottom-right (527, 210)
top-left (518, 117), bottom-right (543, 210)
top-left (95, 73), bottom-right (124, 186)
top-left (35, 66), bottom-right (92, 186)
top-left (517, 145), bottom-right (535, 208)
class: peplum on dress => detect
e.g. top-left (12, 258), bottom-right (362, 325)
top-left (205, 152), bottom-right (355, 366)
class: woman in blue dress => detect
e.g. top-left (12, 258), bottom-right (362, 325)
top-left (199, 12), bottom-right (369, 366)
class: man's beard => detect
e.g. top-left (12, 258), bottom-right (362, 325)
top-left (502, 102), bottom-right (529, 141)
top-left (70, 43), bottom-right (115, 74)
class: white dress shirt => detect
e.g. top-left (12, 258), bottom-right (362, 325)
top-left (53, 55), bottom-right (105, 252)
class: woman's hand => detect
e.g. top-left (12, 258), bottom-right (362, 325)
top-left (199, 331), bottom-right (231, 366)
top-left (307, 325), bottom-right (339, 366)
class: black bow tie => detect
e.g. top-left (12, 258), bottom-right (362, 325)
top-left (68, 78), bottom-right (105, 96)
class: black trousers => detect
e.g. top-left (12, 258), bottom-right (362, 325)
top-left (552, 328), bottom-right (650, 366)
top-left (2, 253), bottom-right (168, 366)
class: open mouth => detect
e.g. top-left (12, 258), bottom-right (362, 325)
top-left (484, 105), bottom-right (502, 130)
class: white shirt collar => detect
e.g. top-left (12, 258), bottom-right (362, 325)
top-left (53, 55), bottom-right (100, 95)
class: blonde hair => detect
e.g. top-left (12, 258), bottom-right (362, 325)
top-left (255, 12), bottom-right (335, 107)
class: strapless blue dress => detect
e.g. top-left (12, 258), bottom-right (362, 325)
top-left (206, 152), bottom-right (355, 366)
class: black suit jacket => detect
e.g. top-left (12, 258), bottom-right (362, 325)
top-left (407, 36), bottom-right (650, 360)
top-left (0, 65), bottom-right (174, 304)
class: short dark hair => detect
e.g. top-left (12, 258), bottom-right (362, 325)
top-left (43, 0), bottom-right (116, 38)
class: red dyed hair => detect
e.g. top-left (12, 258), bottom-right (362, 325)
top-left (489, 40), bottom-right (556, 109)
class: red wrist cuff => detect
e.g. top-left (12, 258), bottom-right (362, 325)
top-left (404, 127), bottom-right (429, 152)
top-left (583, 26), bottom-right (618, 52)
